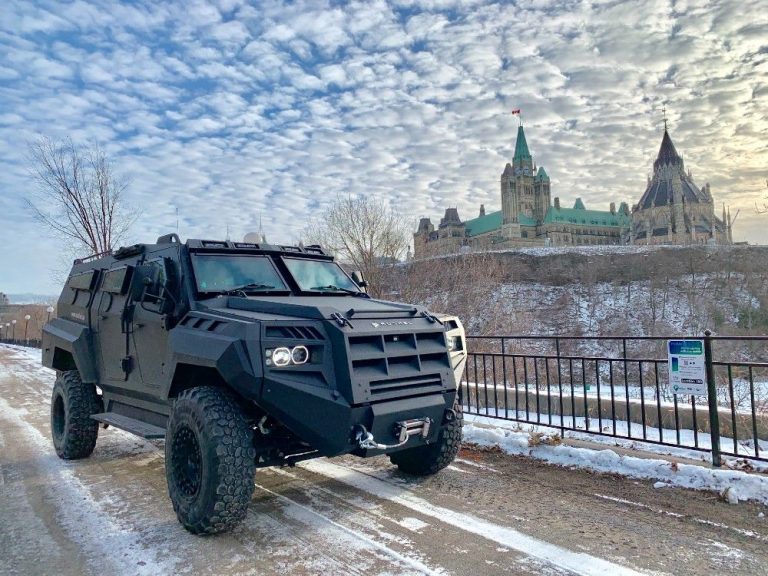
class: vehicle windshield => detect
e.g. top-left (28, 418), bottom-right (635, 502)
top-left (191, 254), bottom-right (287, 293)
top-left (283, 258), bottom-right (360, 293)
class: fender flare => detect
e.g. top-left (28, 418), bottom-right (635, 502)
top-left (41, 318), bottom-right (98, 383)
top-left (165, 329), bottom-right (259, 401)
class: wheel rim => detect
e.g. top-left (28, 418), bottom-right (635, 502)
top-left (171, 425), bottom-right (202, 498)
top-left (52, 394), bottom-right (65, 440)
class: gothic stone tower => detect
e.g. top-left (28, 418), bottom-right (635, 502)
top-left (500, 125), bottom-right (551, 238)
top-left (631, 127), bottom-right (730, 245)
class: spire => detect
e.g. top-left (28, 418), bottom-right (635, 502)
top-left (513, 125), bottom-right (531, 162)
top-left (654, 127), bottom-right (682, 170)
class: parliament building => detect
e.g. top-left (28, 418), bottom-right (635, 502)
top-left (413, 123), bottom-right (733, 259)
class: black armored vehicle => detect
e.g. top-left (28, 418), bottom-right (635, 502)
top-left (42, 234), bottom-right (467, 534)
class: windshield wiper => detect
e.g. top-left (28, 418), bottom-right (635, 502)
top-left (310, 285), bottom-right (368, 297)
top-left (222, 283), bottom-right (277, 296)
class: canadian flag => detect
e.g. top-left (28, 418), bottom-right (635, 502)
top-left (511, 109), bottom-right (521, 115)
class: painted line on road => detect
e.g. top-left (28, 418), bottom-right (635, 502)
top-left (254, 481), bottom-right (445, 575)
top-left (302, 459), bottom-right (646, 576)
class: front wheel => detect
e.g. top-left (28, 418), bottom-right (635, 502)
top-left (389, 401), bottom-right (463, 475)
top-left (165, 387), bottom-right (256, 535)
top-left (50, 370), bottom-right (102, 459)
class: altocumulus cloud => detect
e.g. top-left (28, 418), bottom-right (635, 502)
top-left (0, 0), bottom-right (766, 292)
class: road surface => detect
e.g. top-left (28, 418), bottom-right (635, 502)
top-left (1, 345), bottom-right (766, 576)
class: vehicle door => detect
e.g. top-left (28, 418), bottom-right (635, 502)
top-left (96, 263), bottom-right (141, 388)
top-left (132, 253), bottom-right (181, 393)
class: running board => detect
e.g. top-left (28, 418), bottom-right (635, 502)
top-left (91, 412), bottom-right (166, 439)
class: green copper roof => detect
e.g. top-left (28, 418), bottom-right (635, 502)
top-left (544, 206), bottom-right (630, 227)
top-left (535, 166), bottom-right (549, 181)
top-left (465, 210), bottom-right (502, 237)
top-left (513, 125), bottom-right (531, 161)
top-left (464, 210), bottom-right (538, 236)
top-left (573, 198), bottom-right (586, 210)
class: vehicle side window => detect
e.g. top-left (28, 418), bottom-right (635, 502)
top-left (102, 266), bottom-right (133, 295)
top-left (141, 260), bottom-right (166, 305)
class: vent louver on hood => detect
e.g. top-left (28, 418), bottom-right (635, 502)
top-left (265, 326), bottom-right (324, 340)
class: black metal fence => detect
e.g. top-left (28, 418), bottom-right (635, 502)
top-left (462, 333), bottom-right (768, 465)
top-left (0, 338), bottom-right (42, 348)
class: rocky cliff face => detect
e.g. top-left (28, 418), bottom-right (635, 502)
top-left (387, 245), bottom-right (768, 337)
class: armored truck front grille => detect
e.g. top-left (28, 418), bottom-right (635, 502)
top-left (369, 375), bottom-right (444, 397)
top-left (348, 331), bottom-right (451, 401)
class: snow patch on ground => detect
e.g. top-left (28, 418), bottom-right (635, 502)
top-left (463, 421), bottom-right (768, 505)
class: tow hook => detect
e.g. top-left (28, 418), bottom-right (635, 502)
top-left (444, 408), bottom-right (457, 423)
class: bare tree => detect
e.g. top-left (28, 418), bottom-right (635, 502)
top-left (303, 195), bottom-right (411, 297)
top-left (27, 136), bottom-right (136, 256)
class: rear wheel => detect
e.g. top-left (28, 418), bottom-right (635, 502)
top-left (390, 401), bottom-right (463, 475)
top-left (165, 387), bottom-right (256, 535)
top-left (50, 370), bottom-right (102, 459)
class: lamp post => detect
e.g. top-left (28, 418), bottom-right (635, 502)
top-left (24, 314), bottom-right (31, 345)
top-left (3, 323), bottom-right (8, 341)
top-left (46, 306), bottom-right (54, 323)
top-left (11, 319), bottom-right (16, 343)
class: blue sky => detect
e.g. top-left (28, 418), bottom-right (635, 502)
top-left (1, 0), bottom-right (766, 293)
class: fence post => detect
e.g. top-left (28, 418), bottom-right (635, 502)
top-left (703, 330), bottom-right (722, 467)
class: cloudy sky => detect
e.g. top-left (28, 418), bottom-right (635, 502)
top-left (1, 0), bottom-right (766, 293)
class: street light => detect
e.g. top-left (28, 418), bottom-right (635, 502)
top-left (11, 319), bottom-right (16, 342)
top-left (46, 306), bottom-right (54, 323)
top-left (3, 323), bottom-right (8, 340)
top-left (24, 314), bottom-right (31, 345)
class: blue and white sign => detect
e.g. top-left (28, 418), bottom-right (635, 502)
top-left (668, 340), bottom-right (707, 396)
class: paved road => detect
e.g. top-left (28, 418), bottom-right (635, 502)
top-left (1, 345), bottom-right (766, 576)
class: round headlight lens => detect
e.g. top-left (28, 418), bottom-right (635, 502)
top-left (291, 345), bottom-right (309, 365)
top-left (272, 347), bottom-right (292, 367)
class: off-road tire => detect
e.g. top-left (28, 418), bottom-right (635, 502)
top-left (165, 386), bottom-right (256, 535)
top-left (389, 400), bottom-right (463, 476)
top-left (50, 370), bottom-right (102, 460)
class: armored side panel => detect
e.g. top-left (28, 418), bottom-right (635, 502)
top-left (42, 266), bottom-right (103, 383)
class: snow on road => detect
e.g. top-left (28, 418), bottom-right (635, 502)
top-left (301, 459), bottom-right (643, 576)
top-left (2, 344), bottom-right (767, 575)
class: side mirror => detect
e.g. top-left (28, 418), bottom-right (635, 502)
top-left (129, 265), bottom-right (157, 301)
top-left (351, 271), bottom-right (368, 289)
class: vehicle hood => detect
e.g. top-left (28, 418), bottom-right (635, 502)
top-left (198, 295), bottom-right (430, 323)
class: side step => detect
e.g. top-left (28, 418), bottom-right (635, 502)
top-left (91, 412), bottom-right (166, 439)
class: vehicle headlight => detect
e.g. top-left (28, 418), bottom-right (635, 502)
top-left (447, 335), bottom-right (462, 352)
top-left (270, 347), bottom-right (292, 367)
top-left (291, 345), bottom-right (309, 365)
top-left (266, 346), bottom-right (311, 367)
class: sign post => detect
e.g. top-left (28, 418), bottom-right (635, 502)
top-left (667, 339), bottom-right (706, 396)
top-left (668, 334), bottom-right (721, 467)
